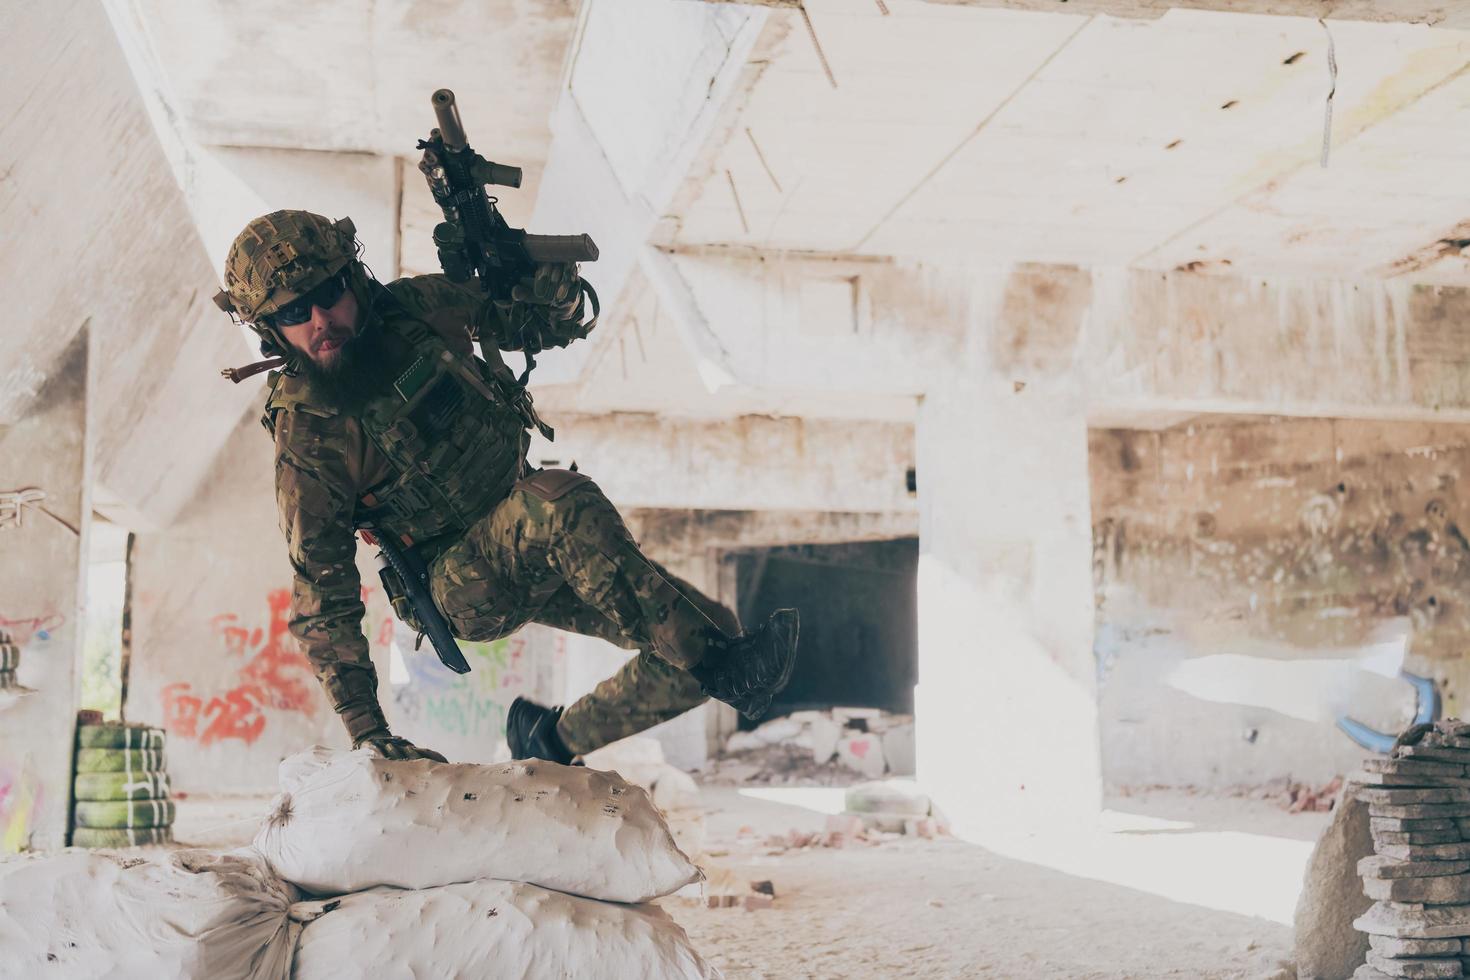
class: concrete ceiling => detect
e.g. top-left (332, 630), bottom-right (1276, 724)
top-left (122, 0), bottom-right (1470, 286)
top-left (673, 2), bottom-right (1470, 283)
top-left (130, 0), bottom-right (576, 162)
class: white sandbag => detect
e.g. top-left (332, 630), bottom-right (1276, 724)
top-left (0, 847), bottom-right (297, 980)
top-left (255, 747), bottom-right (701, 903)
top-left (291, 878), bottom-right (721, 980)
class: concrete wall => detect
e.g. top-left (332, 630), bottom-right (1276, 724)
top-left (127, 408), bottom-right (396, 794)
top-left (2, 2), bottom-right (259, 531)
top-left (0, 332), bottom-right (90, 852)
top-left (1093, 414), bottom-right (1470, 790)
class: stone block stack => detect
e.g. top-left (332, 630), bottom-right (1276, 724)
top-left (1352, 721), bottom-right (1470, 979)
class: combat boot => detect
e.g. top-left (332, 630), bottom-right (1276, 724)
top-left (506, 697), bottom-right (575, 765)
top-left (692, 608), bottom-right (800, 720)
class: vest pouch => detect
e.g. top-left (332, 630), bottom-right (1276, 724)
top-left (358, 320), bottom-right (535, 546)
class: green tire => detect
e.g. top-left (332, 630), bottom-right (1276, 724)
top-left (71, 826), bottom-right (173, 849)
top-left (77, 724), bottom-right (165, 750)
top-left (74, 748), bottom-right (166, 773)
top-left (73, 771), bottom-right (171, 802)
top-left (0, 669), bottom-right (13, 689)
top-left (74, 799), bottom-right (176, 829)
top-left (0, 644), bottom-right (17, 670)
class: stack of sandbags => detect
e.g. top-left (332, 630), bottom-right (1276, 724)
top-left (0, 629), bottom-right (18, 690)
top-left (72, 720), bottom-right (174, 848)
top-left (1352, 721), bottom-right (1470, 979)
top-left (256, 747), bottom-right (720, 979)
top-left (290, 880), bottom-right (716, 977)
top-left (0, 847), bottom-right (297, 980)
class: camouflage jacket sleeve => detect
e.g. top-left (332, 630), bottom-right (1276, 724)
top-left (272, 408), bottom-right (384, 741)
top-left (389, 271), bottom-right (594, 354)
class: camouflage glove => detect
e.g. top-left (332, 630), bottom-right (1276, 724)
top-left (354, 730), bottom-right (448, 763)
top-left (496, 262), bottom-right (583, 322)
top-left (339, 695), bottom-right (447, 762)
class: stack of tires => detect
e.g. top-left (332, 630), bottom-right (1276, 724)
top-left (72, 721), bottom-right (175, 848)
top-left (0, 629), bottom-right (18, 689)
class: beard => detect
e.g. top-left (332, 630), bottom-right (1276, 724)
top-left (297, 317), bottom-right (404, 414)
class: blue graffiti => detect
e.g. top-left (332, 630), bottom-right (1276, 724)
top-left (1337, 670), bottom-right (1440, 754)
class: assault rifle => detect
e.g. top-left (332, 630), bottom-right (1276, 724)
top-left (417, 88), bottom-right (599, 350)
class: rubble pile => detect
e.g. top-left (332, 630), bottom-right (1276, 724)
top-left (712, 708), bottom-right (916, 784)
top-left (1352, 721), bottom-right (1470, 980)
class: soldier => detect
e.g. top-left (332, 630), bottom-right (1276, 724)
top-left (214, 210), bottom-right (798, 765)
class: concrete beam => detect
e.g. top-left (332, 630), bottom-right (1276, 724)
top-left (529, 411), bottom-right (917, 514)
top-left (920, 1), bottom-right (1470, 28)
top-left (644, 248), bottom-right (1470, 424)
top-left (527, 0), bottom-right (771, 385)
top-left (695, 0), bottom-right (1468, 23)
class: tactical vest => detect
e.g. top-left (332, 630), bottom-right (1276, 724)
top-left (263, 302), bottom-right (541, 553)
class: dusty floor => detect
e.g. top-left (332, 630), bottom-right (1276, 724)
top-left (173, 783), bottom-right (1324, 979)
top-left (668, 787), bottom-right (1315, 980)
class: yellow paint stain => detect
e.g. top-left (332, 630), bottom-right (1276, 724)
top-left (1233, 37), bottom-right (1470, 199)
top-left (1, 774), bottom-right (35, 854)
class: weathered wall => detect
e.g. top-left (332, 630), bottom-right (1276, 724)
top-left (0, 332), bottom-right (90, 851)
top-left (2, 2), bottom-right (259, 530)
top-left (1093, 415), bottom-right (1470, 789)
top-left (127, 408), bottom-right (395, 794)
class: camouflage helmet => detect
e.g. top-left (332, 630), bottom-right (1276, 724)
top-left (213, 210), bottom-right (359, 338)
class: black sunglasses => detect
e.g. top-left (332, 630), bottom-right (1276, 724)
top-left (261, 272), bottom-right (349, 328)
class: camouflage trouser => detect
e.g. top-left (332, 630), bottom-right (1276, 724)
top-left (429, 471), bottom-right (739, 755)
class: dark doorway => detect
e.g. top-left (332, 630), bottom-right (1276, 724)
top-left (725, 537), bottom-right (918, 727)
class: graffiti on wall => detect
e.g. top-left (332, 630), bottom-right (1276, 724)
top-left (0, 761), bottom-right (42, 854)
top-left (393, 628), bottom-right (566, 757)
top-left (395, 633), bottom-right (525, 740)
top-left (0, 611), bottom-right (64, 646)
top-left (161, 588), bottom-right (322, 746)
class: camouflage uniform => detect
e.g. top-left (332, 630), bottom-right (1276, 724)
top-left (239, 219), bottom-right (732, 756)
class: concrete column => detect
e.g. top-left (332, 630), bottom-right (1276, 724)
top-left (915, 378), bottom-right (1101, 835)
top-left (0, 331), bottom-right (91, 851)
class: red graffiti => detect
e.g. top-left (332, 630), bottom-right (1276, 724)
top-left (161, 683), bottom-right (268, 747)
top-left (160, 683), bottom-right (200, 737)
top-left (236, 589), bottom-right (315, 713)
top-left (209, 614), bottom-right (262, 658)
top-left (160, 588), bottom-right (319, 747)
